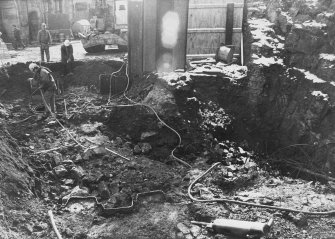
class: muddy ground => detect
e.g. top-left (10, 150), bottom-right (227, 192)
top-left (0, 58), bottom-right (335, 239)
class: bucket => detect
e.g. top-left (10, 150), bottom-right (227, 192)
top-left (216, 45), bottom-right (234, 63)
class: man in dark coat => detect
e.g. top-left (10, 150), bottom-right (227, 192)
top-left (37, 23), bottom-right (52, 62)
top-left (13, 25), bottom-right (25, 50)
top-left (61, 39), bottom-right (74, 75)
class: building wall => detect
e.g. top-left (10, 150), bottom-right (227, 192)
top-left (0, 0), bottom-right (118, 43)
top-left (0, 0), bottom-right (74, 42)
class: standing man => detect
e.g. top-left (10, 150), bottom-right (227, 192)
top-left (37, 23), bottom-right (52, 62)
top-left (61, 39), bottom-right (74, 75)
top-left (28, 63), bottom-right (57, 116)
top-left (13, 25), bottom-right (25, 50)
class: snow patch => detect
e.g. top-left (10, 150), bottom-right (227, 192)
top-left (253, 57), bottom-right (284, 66)
top-left (320, 54), bottom-right (335, 62)
top-left (302, 20), bottom-right (326, 28)
top-left (293, 68), bottom-right (326, 83)
top-left (311, 91), bottom-right (329, 101)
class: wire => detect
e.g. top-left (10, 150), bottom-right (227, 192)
top-left (188, 162), bottom-right (335, 216)
top-left (108, 62), bottom-right (191, 168)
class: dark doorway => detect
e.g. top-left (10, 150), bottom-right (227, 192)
top-left (28, 11), bottom-right (39, 42)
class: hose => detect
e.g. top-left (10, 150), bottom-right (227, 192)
top-left (188, 162), bottom-right (335, 216)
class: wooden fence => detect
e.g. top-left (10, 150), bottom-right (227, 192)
top-left (128, 0), bottom-right (245, 78)
top-left (187, 0), bottom-right (244, 58)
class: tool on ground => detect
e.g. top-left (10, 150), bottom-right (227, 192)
top-left (191, 218), bottom-right (273, 237)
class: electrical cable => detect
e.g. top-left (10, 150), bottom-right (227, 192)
top-left (188, 162), bottom-right (335, 216)
top-left (105, 61), bottom-right (191, 168)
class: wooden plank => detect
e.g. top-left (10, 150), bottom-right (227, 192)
top-left (128, 0), bottom-right (143, 78)
top-left (172, 0), bottom-right (189, 71)
top-left (143, 0), bottom-right (157, 72)
top-left (189, 3), bottom-right (244, 9)
top-left (225, 3), bottom-right (234, 45)
top-left (187, 32), bottom-right (225, 54)
top-left (233, 6), bottom-right (244, 28)
top-left (189, 0), bottom-right (244, 4)
top-left (156, 0), bottom-right (174, 72)
top-left (187, 53), bottom-right (215, 59)
top-left (188, 8), bottom-right (226, 28)
top-left (188, 27), bottom-right (242, 33)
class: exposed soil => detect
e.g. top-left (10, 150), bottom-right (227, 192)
top-left (1, 1), bottom-right (335, 238)
top-left (0, 58), bottom-right (334, 239)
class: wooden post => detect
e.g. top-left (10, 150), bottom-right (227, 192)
top-left (128, 0), bottom-right (143, 80)
top-left (172, 0), bottom-right (189, 71)
top-left (225, 3), bottom-right (234, 46)
top-left (156, 0), bottom-right (174, 72)
top-left (143, 0), bottom-right (158, 72)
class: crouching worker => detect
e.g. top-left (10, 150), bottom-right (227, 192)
top-left (28, 63), bottom-right (58, 116)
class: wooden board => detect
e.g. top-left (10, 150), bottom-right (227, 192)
top-left (143, 0), bottom-right (157, 72)
top-left (128, 0), bottom-right (143, 78)
top-left (172, 0), bottom-right (189, 71)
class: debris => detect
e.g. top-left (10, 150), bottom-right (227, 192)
top-left (93, 146), bottom-right (108, 155)
top-left (23, 224), bottom-right (33, 234)
top-left (114, 137), bottom-right (123, 146)
top-left (80, 122), bottom-right (102, 135)
top-left (260, 198), bottom-right (274, 206)
top-left (133, 145), bottom-right (142, 154)
top-left (98, 181), bottom-right (110, 200)
top-left (176, 222), bottom-right (190, 234)
top-left (64, 179), bottom-right (75, 185)
top-left (70, 166), bottom-right (86, 180)
top-left (51, 152), bottom-right (63, 166)
top-left (54, 165), bottom-right (68, 177)
top-left (64, 228), bottom-right (74, 237)
top-left (140, 131), bottom-right (158, 141)
top-left (190, 225), bottom-right (201, 237)
top-left (141, 143), bottom-right (152, 154)
top-left (226, 165), bottom-right (237, 172)
top-left (33, 222), bottom-right (48, 232)
top-left (287, 213), bottom-right (308, 227)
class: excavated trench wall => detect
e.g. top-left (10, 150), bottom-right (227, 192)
top-left (0, 60), bottom-right (126, 101)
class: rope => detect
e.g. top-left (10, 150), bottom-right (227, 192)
top-left (188, 162), bottom-right (335, 216)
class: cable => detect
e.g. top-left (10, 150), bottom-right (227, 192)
top-left (98, 61), bottom-right (126, 104)
top-left (188, 162), bottom-right (335, 216)
top-left (107, 62), bottom-right (191, 168)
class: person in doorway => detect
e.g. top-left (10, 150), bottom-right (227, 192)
top-left (37, 23), bottom-right (52, 62)
top-left (13, 25), bottom-right (25, 50)
top-left (61, 39), bottom-right (74, 76)
top-left (28, 63), bottom-right (57, 116)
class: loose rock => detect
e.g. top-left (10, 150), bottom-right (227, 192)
top-left (54, 165), bottom-right (68, 177)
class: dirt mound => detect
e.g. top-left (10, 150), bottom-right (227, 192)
top-left (0, 123), bottom-right (34, 238)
